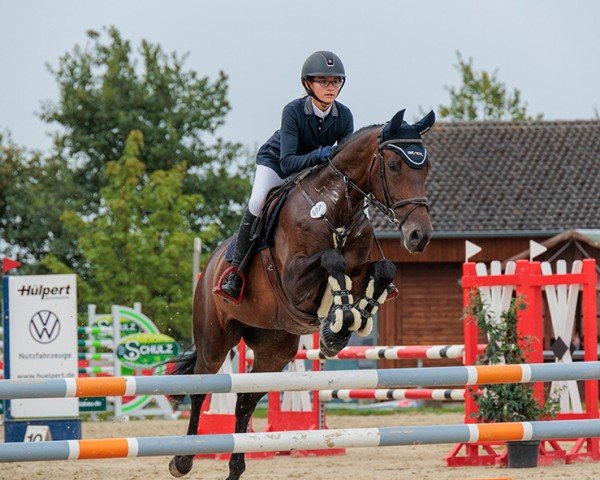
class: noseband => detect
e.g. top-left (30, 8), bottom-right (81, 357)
top-left (329, 128), bottom-right (430, 229)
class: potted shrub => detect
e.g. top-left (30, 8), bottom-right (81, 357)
top-left (465, 291), bottom-right (559, 468)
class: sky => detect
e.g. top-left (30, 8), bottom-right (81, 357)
top-left (1, 0), bottom-right (599, 155)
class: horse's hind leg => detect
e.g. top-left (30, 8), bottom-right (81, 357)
top-left (169, 391), bottom-right (207, 477)
top-left (226, 329), bottom-right (300, 480)
top-left (169, 312), bottom-right (243, 477)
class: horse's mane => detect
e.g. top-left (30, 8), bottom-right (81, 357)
top-left (336, 124), bottom-right (382, 152)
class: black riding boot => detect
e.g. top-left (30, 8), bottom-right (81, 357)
top-left (220, 210), bottom-right (257, 300)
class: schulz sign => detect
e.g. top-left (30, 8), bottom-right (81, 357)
top-left (116, 333), bottom-right (180, 370)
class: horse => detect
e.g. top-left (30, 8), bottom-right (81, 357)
top-left (168, 108), bottom-right (435, 480)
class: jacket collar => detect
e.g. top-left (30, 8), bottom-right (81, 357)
top-left (303, 96), bottom-right (339, 117)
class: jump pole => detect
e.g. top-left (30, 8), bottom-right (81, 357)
top-left (1, 419), bottom-right (600, 462)
top-left (245, 344), bottom-right (487, 361)
top-left (319, 388), bottom-right (466, 402)
top-left (1, 361), bottom-right (599, 399)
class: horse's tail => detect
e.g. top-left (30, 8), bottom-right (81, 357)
top-left (167, 348), bottom-right (197, 404)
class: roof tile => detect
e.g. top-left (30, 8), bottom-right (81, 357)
top-left (371, 120), bottom-right (600, 235)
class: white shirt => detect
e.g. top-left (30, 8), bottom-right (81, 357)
top-left (312, 102), bottom-right (332, 119)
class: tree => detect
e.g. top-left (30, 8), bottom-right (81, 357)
top-left (44, 131), bottom-right (217, 340)
top-left (0, 131), bottom-right (24, 241)
top-left (438, 52), bottom-right (542, 121)
top-left (0, 132), bottom-right (83, 268)
top-left (2, 27), bottom-right (250, 273)
top-left (40, 26), bottom-right (250, 239)
top-left (2, 28), bottom-right (251, 335)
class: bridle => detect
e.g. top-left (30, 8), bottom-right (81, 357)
top-left (329, 127), bottom-right (430, 230)
top-left (297, 126), bottom-right (430, 254)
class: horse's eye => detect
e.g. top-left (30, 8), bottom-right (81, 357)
top-left (387, 159), bottom-right (400, 172)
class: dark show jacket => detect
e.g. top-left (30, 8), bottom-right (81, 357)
top-left (256, 96), bottom-right (354, 178)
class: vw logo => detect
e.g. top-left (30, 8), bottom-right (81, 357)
top-left (29, 310), bottom-right (61, 344)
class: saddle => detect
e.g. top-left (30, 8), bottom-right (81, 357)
top-left (231, 166), bottom-right (323, 331)
top-left (224, 163), bottom-right (326, 258)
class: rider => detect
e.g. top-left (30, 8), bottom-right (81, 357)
top-left (215, 50), bottom-right (354, 303)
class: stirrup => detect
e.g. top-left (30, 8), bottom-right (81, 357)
top-left (212, 266), bottom-right (247, 305)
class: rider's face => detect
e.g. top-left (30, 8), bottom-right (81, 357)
top-left (308, 76), bottom-right (342, 108)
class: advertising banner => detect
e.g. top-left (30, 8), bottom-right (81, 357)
top-left (7, 274), bottom-right (78, 418)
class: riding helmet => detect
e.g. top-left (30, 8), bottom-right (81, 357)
top-left (301, 51), bottom-right (346, 79)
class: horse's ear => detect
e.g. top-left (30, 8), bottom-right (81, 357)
top-left (414, 110), bottom-right (436, 135)
top-left (388, 109), bottom-right (406, 133)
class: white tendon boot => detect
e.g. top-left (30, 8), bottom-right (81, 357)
top-left (355, 278), bottom-right (389, 337)
top-left (327, 275), bottom-right (361, 333)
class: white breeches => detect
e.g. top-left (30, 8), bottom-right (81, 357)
top-left (248, 165), bottom-right (286, 216)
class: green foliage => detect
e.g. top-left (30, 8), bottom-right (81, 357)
top-left (465, 290), bottom-right (558, 422)
top-left (0, 131), bottom-right (21, 230)
top-left (2, 27), bottom-right (252, 339)
top-left (42, 26), bottom-right (231, 189)
top-left (439, 52), bottom-right (542, 121)
top-left (39, 26), bottom-right (251, 244)
top-left (0, 134), bottom-right (84, 268)
top-left (44, 131), bottom-right (218, 341)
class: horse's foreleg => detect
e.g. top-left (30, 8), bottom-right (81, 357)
top-left (352, 259), bottom-right (397, 337)
top-left (227, 330), bottom-right (299, 480)
top-left (318, 249), bottom-right (361, 355)
top-left (283, 251), bottom-right (328, 305)
top-left (320, 249), bottom-right (361, 333)
top-left (283, 249), bottom-right (360, 332)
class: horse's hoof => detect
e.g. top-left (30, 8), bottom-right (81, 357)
top-left (319, 321), bottom-right (351, 356)
top-left (319, 340), bottom-right (338, 358)
top-left (169, 455), bottom-right (193, 477)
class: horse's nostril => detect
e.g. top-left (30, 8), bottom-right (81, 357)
top-left (410, 229), bottom-right (422, 243)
